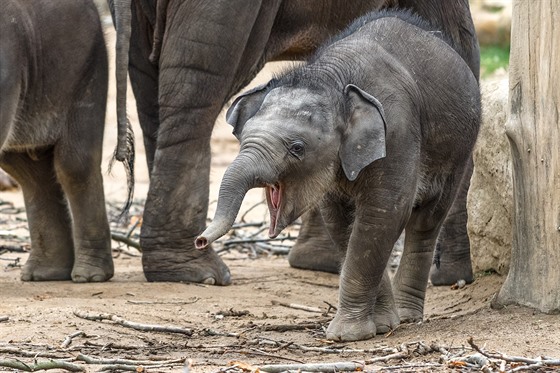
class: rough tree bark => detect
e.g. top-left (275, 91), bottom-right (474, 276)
top-left (494, 0), bottom-right (560, 313)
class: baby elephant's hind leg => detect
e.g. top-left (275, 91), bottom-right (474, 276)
top-left (393, 181), bottom-right (461, 322)
top-left (1, 151), bottom-right (74, 281)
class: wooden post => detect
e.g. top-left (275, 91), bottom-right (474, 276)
top-left (494, 0), bottom-right (560, 312)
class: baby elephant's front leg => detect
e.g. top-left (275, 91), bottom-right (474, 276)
top-left (326, 219), bottom-right (399, 341)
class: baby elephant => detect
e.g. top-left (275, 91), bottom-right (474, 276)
top-left (0, 0), bottom-right (113, 282)
top-left (196, 10), bottom-right (481, 341)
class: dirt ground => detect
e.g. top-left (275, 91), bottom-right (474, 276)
top-left (1, 27), bottom-right (559, 373)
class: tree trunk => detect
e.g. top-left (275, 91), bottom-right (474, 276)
top-left (494, 0), bottom-right (560, 313)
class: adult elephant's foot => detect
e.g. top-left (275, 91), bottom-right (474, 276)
top-left (430, 242), bottom-right (474, 286)
top-left (21, 255), bottom-right (73, 281)
top-left (142, 241), bottom-right (231, 284)
top-left (396, 305), bottom-right (424, 324)
top-left (288, 210), bottom-right (342, 273)
top-left (326, 313), bottom-right (376, 341)
top-left (288, 241), bottom-right (342, 273)
top-left (430, 161), bottom-right (474, 286)
top-left (429, 218), bottom-right (474, 286)
top-left (72, 246), bottom-right (114, 283)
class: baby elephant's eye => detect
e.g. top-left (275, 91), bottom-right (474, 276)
top-left (289, 141), bottom-right (305, 159)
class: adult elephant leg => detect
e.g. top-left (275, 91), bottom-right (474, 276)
top-left (430, 158), bottom-right (474, 285)
top-left (129, 2), bottom-right (159, 174)
top-left (1, 151), bottom-right (74, 281)
top-left (140, 2), bottom-right (269, 283)
top-left (289, 207), bottom-right (343, 274)
top-left (141, 136), bottom-right (230, 283)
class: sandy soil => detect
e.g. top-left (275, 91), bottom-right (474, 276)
top-left (1, 27), bottom-right (559, 372)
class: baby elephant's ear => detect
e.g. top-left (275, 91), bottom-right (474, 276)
top-left (226, 84), bottom-right (269, 140)
top-left (340, 84), bottom-right (387, 181)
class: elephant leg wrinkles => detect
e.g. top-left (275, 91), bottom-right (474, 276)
top-left (1, 151), bottom-right (75, 281)
top-left (327, 193), bottom-right (408, 342)
top-left (54, 114), bottom-right (113, 283)
top-left (137, 1), bottom-right (271, 283)
top-left (129, 0), bottom-right (159, 174)
top-left (393, 168), bottom-right (467, 321)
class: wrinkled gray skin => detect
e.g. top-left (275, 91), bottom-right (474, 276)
top-left (0, 0), bottom-right (113, 282)
top-left (113, 0), bottom-right (478, 285)
top-left (197, 11), bottom-right (481, 341)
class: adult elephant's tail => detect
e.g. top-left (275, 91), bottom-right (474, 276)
top-left (108, 0), bottom-right (135, 218)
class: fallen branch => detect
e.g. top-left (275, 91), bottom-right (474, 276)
top-left (365, 344), bottom-right (409, 363)
top-left (73, 310), bottom-right (192, 336)
top-left (468, 337), bottom-right (560, 368)
top-left (288, 344), bottom-right (394, 355)
top-left (371, 363), bottom-right (443, 371)
top-left (255, 242), bottom-right (291, 255)
top-left (111, 233), bottom-right (141, 251)
top-left (127, 297), bottom-right (200, 305)
top-left (271, 300), bottom-right (323, 313)
top-left (76, 354), bottom-right (186, 366)
top-left (201, 328), bottom-right (240, 337)
top-left (236, 348), bottom-right (304, 363)
top-left (259, 361), bottom-right (364, 373)
top-left (365, 341), bottom-right (448, 364)
top-left (0, 316), bottom-right (8, 322)
top-left (78, 340), bottom-right (153, 351)
top-left (222, 235), bottom-right (296, 247)
top-left (95, 362), bottom-right (190, 373)
top-left (0, 346), bottom-right (69, 359)
top-left (0, 359), bottom-right (84, 372)
top-left (60, 331), bottom-right (85, 349)
top-left (260, 322), bottom-right (324, 332)
top-left (216, 308), bottom-right (251, 317)
top-left (0, 245), bottom-right (28, 253)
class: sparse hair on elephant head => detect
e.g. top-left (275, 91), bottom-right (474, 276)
top-left (226, 82), bottom-right (388, 181)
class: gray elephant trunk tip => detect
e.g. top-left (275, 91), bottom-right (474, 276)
top-left (194, 236), bottom-right (209, 250)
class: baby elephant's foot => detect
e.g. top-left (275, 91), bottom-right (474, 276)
top-left (374, 306), bottom-right (400, 334)
top-left (72, 250), bottom-right (114, 282)
top-left (326, 313), bottom-right (376, 341)
top-left (21, 258), bottom-right (73, 281)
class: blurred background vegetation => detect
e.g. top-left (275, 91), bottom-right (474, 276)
top-left (470, 0), bottom-right (511, 78)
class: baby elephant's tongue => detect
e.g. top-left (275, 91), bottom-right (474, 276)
top-left (266, 184), bottom-right (282, 237)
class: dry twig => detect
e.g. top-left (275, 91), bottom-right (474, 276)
top-left (0, 359), bottom-right (84, 372)
top-left (259, 361), bottom-right (364, 372)
top-left (76, 354), bottom-right (186, 366)
top-left (235, 348), bottom-right (304, 363)
top-left (271, 300), bottom-right (323, 313)
top-left (111, 232), bottom-right (141, 251)
top-left (0, 346), bottom-right (69, 359)
top-left (127, 297), bottom-right (200, 305)
top-left (468, 337), bottom-right (560, 370)
top-left (260, 322), bottom-right (324, 332)
top-left (73, 310), bottom-right (192, 336)
top-left (60, 331), bottom-right (85, 349)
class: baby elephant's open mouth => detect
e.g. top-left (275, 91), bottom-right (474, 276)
top-left (265, 183), bottom-right (282, 238)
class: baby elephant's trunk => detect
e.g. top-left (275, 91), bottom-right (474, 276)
top-left (195, 156), bottom-right (260, 249)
